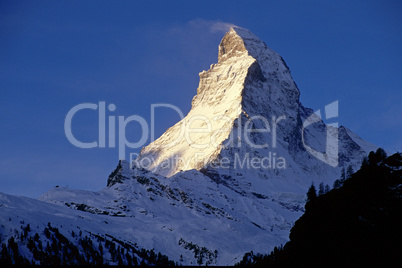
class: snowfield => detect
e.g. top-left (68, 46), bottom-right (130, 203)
top-left (0, 27), bottom-right (378, 265)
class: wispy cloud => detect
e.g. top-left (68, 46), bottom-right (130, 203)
top-left (142, 19), bottom-right (238, 78)
top-left (187, 19), bottom-right (236, 33)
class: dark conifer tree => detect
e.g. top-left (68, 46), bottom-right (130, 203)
top-left (375, 148), bottom-right (387, 161)
top-left (368, 151), bottom-right (378, 165)
top-left (306, 183), bottom-right (317, 203)
top-left (333, 179), bottom-right (341, 189)
top-left (318, 182), bottom-right (325, 196)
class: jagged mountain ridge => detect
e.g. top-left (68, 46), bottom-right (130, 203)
top-left (135, 26), bottom-right (376, 194)
top-left (136, 27), bottom-right (301, 178)
top-left (1, 27), bottom-right (378, 265)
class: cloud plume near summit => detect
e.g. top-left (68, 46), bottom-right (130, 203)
top-left (188, 19), bottom-right (237, 33)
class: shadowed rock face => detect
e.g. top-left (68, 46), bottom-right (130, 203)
top-left (218, 28), bottom-right (248, 62)
top-left (135, 27), bottom-right (377, 191)
top-left (136, 27), bottom-right (303, 178)
top-left (17, 26), bottom-right (379, 266)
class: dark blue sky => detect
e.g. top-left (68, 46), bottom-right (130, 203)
top-left (1, 0), bottom-right (401, 198)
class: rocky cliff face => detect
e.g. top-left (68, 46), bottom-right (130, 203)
top-left (2, 27), bottom-right (379, 266)
top-left (135, 27), bottom-right (376, 195)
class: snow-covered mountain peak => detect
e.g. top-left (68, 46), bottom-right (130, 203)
top-left (136, 27), bottom-right (303, 177)
top-left (217, 27), bottom-right (249, 62)
top-left (5, 26), bottom-right (381, 266)
top-left (218, 27), bottom-right (268, 62)
top-left (218, 27), bottom-right (294, 85)
top-left (107, 160), bottom-right (131, 187)
top-left (204, 27), bottom-right (300, 125)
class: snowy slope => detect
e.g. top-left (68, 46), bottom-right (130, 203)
top-left (0, 191), bottom-right (176, 265)
top-left (38, 161), bottom-right (299, 265)
top-left (136, 27), bottom-right (301, 178)
top-left (1, 27), bottom-right (379, 265)
top-left (135, 27), bottom-right (376, 195)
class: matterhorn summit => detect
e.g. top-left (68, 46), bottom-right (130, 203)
top-left (137, 27), bottom-right (301, 179)
top-left (1, 27), bottom-right (379, 265)
top-left (135, 26), bottom-right (375, 195)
